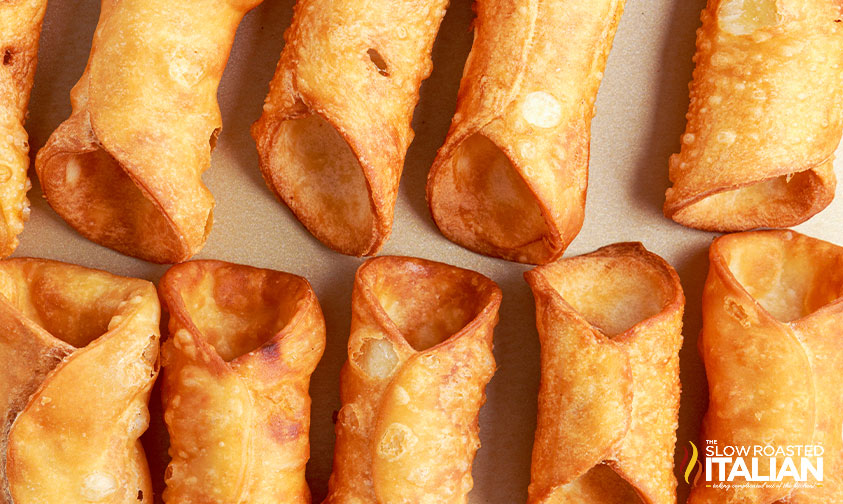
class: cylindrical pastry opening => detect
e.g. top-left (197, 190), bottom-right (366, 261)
top-left (430, 134), bottom-right (550, 256)
top-left (539, 249), bottom-right (678, 337)
top-left (39, 148), bottom-right (200, 263)
top-left (358, 257), bottom-right (499, 351)
top-left (715, 231), bottom-right (843, 322)
top-left (671, 167), bottom-right (833, 231)
top-left (0, 260), bottom-right (149, 348)
top-left (265, 113), bottom-right (375, 255)
top-left (549, 464), bottom-right (644, 503)
top-left (163, 262), bottom-right (312, 362)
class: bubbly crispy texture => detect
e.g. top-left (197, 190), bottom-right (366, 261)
top-left (0, 0), bottom-right (45, 257)
top-left (251, 0), bottom-right (449, 257)
top-left (0, 258), bottom-right (160, 504)
top-left (690, 230), bottom-right (843, 503)
top-left (525, 243), bottom-right (684, 504)
top-left (35, 0), bottom-right (263, 264)
top-left (664, 0), bottom-right (843, 231)
top-left (324, 256), bottom-right (501, 504)
top-left (159, 260), bottom-right (325, 504)
top-left (426, 0), bottom-right (625, 265)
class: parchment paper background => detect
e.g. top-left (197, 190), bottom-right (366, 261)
top-left (17, 0), bottom-right (843, 502)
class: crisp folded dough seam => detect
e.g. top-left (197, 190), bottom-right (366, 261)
top-left (159, 260), bottom-right (325, 504)
top-left (526, 242), bottom-right (684, 504)
top-left (324, 256), bottom-right (501, 504)
top-left (427, 0), bottom-right (626, 264)
top-left (691, 230), bottom-right (843, 504)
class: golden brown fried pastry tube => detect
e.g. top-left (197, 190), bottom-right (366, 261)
top-left (690, 230), bottom-right (843, 503)
top-left (251, 0), bottom-right (449, 256)
top-left (0, 0), bottom-right (47, 257)
top-left (159, 260), bottom-right (325, 504)
top-left (0, 258), bottom-right (159, 504)
top-left (35, 0), bottom-right (263, 264)
top-left (426, 0), bottom-right (626, 265)
top-left (525, 243), bottom-right (684, 504)
top-left (664, 0), bottom-right (843, 231)
top-left (324, 256), bottom-right (501, 503)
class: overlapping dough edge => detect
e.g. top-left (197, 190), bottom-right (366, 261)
top-left (252, 0), bottom-right (449, 256)
top-left (35, 0), bottom-right (263, 263)
top-left (690, 230), bottom-right (843, 503)
top-left (525, 242), bottom-right (684, 504)
top-left (0, 258), bottom-right (159, 503)
top-left (324, 256), bottom-right (501, 503)
top-left (427, 0), bottom-right (625, 264)
top-left (664, 0), bottom-right (843, 231)
top-left (158, 259), bottom-right (325, 504)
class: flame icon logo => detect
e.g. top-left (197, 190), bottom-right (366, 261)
top-left (683, 441), bottom-right (701, 485)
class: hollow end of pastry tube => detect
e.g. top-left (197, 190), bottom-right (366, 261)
top-left (428, 133), bottom-right (563, 265)
top-left (710, 230), bottom-right (843, 323)
top-left (253, 111), bottom-right (383, 257)
top-left (525, 243), bottom-right (683, 504)
top-left (354, 256), bottom-right (502, 356)
top-left (159, 260), bottom-right (321, 363)
top-left (0, 258), bottom-right (158, 349)
top-left (36, 147), bottom-right (210, 264)
top-left (527, 242), bottom-right (683, 338)
top-left (530, 464), bottom-right (646, 504)
top-left (665, 162), bottom-right (836, 232)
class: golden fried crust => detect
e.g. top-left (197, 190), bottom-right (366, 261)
top-left (690, 230), bottom-right (843, 504)
top-left (426, 0), bottom-right (625, 265)
top-left (35, 0), bottom-right (263, 264)
top-left (525, 243), bottom-right (685, 504)
top-left (0, 258), bottom-right (160, 504)
top-left (158, 260), bottom-right (325, 504)
top-left (0, 0), bottom-right (45, 257)
top-left (251, 0), bottom-right (449, 257)
top-left (324, 256), bottom-right (501, 504)
top-left (664, 0), bottom-right (843, 231)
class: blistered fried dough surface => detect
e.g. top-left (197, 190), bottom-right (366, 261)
top-left (665, 0), bottom-right (843, 231)
top-left (691, 230), bottom-right (843, 504)
top-left (158, 260), bottom-right (325, 504)
top-left (0, 0), bottom-right (46, 257)
top-left (324, 256), bottom-right (501, 504)
top-left (426, 0), bottom-right (625, 265)
top-left (0, 258), bottom-right (159, 504)
top-left (251, 0), bottom-right (449, 256)
top-left (35, 0), bottom-right (263, 264)
top-left (525, 243), bottom-right (684, 504)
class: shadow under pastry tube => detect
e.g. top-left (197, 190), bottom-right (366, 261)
top-left (0, 259), bottom-right (160, 503)
top-left (323, 256), bottom-right (501, 504)
top-left (0, 0), bottom-right (48, 257)
top-left (690, 230), bottom-right (843, 503)
top-left (251, 0), bottom-right (449, 256)
top-left (35, 0), bottom-right (264, 264)
top-left (426, 0), bottom-right (626, 265)
top-left (664, 0), bottom-right (843, 231)
top-left (158, 260), bottom-right (325, 503)
top-left (525, 243), bottom-right (684, 503)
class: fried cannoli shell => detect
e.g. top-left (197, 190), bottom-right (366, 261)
top-left (0, 0), bottom-right (46, 257)
top-left (251, 0), bottom-right (449, 256)
top-left (426, 0), bottom-right (626, 265)
top-left (35, 0), bottom-right (263, 264)
top-left (664, 0), bottom-right (843, 231)
top-left (0, 258), bottom-right (160, 504)
top-left (525, 243), bottom-right (684, 504)
top-left (690, 230), bottom-right (843, 503)
top-left (159, 260), bottom-right (325, 504)
top-left (324, 256), bottom-right (501, 503)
